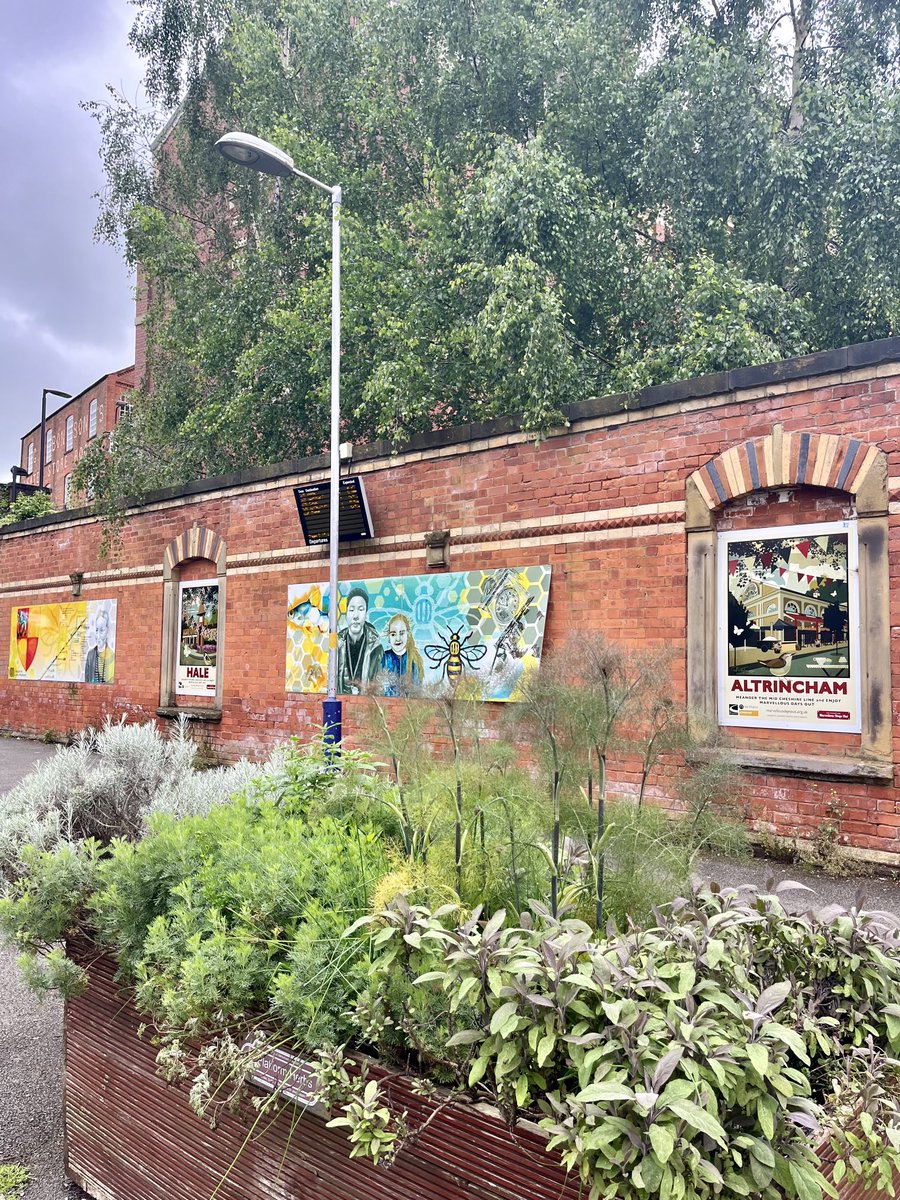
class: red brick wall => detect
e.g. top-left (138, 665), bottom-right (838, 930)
top-left (2, 350), bottom-right (899, 859)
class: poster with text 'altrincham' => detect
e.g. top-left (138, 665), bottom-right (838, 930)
top-left (177, 582), bottom-right (219, 696)
top-left (9, 600), bottom-right (117, 684)
top-left (286, 566), bottom-right (551, 700)
top-left (718, 521), bottom-right (860, 732)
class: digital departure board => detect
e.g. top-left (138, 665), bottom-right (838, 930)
top-left (293, 477), bottom-right (374, 546)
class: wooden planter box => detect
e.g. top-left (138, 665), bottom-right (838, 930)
top-left (63, 950), bottom-right (896, 1200)
top-left (64, 951), bottom-right (583, 1200)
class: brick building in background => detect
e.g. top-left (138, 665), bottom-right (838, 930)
top-left (1, 336), bottom-right (899, 865)
top-left (18, 365), bottom-right (135, 509)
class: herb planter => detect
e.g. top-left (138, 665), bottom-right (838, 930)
top-left (64, 950), bottom-right (583, 1200)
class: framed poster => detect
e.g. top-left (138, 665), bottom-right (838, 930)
top-left (717, 521), bottom-right (860, 732)
top-left (177, 581), bottom-right (218, 696)
top-left (286, 565), bottom-right (551, 701)
top-left (9, 599), bottom-right (117, 684)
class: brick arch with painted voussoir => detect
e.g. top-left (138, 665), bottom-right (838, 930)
top-left (159, 525), bottom-right (228, 718)
top-left (685, 427), bottom-right (887, 526)
top-left (684, 426), bottom-right (891, 777)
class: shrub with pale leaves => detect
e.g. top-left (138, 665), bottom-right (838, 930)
top-left (0, 717), bottom-right (276, 879)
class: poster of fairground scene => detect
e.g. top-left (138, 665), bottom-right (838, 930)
top-left (177, 582), bottom-right (219, 696)
top-left (8, 599), bottom-right (117, 684)
top-left (717, 521), bottom-right (859, 732)
top-left (286, 565), bottom-right (551, 700)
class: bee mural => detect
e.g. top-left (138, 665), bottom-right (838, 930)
top-left (424, 624), bottom-right (487, 684)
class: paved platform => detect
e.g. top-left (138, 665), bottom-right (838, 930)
top-left (697, 852), bottom-right (900, 919)
top-left (0, 736), bottom-right (58, 792)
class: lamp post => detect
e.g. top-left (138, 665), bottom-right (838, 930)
top-left (215, 131), bottom-right (343, 746)
top-left (39, 388), bottom-right (72, 489)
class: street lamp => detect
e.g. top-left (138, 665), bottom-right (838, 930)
top-left (39, 388), bottom-right (72, 489)
top-left (215, 131), bottom-right (343, 746)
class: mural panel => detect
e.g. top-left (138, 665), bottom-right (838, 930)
top-left (9, 599), bottom-right (117, 684)
top-left (286, 565), bottom-right (551, 700)
top-left (717, 521), bottom-right (860, 732)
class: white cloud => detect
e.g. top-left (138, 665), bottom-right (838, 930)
top-left (0, 293), bottom-right (133, 372)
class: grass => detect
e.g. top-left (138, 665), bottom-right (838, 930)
top-left (0, 1164), bottom-right (29, 1200)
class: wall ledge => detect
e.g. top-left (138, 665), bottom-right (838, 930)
top-left (692, 746), bottom-right (894, 782)
top-left (156, 706), bottom-right (222, 723)
top-left (5, 335), bottom-right (900, 536)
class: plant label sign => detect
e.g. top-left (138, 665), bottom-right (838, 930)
top-left (243, 1044), bottom-right (327, 1116)
top-left (176, 581), bottom-right (218, 696)
top-left (717, 521), bottom-right (860, 732)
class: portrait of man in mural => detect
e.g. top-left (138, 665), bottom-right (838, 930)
top-left (337, 586), bottom-right (382, 694)
top-left (380, 613), bottom-right (424, 695)
top-left (84, 602), bottom-right (116, 685)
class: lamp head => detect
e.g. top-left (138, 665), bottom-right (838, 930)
top-left (215, 132), bottom-right (296, 177)
top-left (43, 388), bottom-right (72, 400)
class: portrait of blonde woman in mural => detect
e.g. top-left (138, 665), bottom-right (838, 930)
top-left (84, 602), bottom-right (116, 684)
top-left (381, 612), bottom-right (424, 695)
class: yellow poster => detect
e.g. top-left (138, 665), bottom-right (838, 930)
top-left (9, 600), bottom-right (117, 684)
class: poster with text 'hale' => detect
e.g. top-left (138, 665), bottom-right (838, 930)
top-left (177, 582), bottom-right (219, 696)
top-left (9, 600), bottom-right (117, 684)
top-left (286, 566), bottom-right (551, 700)
top-left (718, 521), bottom-right (860, 733)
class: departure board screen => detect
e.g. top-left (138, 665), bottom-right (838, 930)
top-left (293, 477), bottom-right (374, 546)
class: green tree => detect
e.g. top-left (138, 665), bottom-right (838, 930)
top-left (0, 491), bottom-right (55, 528)
top-left (81, 0), bottom-right (900, 507)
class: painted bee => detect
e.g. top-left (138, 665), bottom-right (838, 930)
top-left (424, 625), bottom-right (487, 684)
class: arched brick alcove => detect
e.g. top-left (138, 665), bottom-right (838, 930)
top-left (685, 424), bottom-right (891, 777)
top-left (159, 524), bottom-right (227, 716)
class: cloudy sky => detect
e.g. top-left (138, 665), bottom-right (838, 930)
top-left (0, 0), bottom-right (145, 482)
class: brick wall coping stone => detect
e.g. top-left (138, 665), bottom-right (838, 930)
top-left (3, 334), bottom-right (900, 537)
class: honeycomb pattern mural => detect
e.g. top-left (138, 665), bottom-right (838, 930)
top-left (286, 565), bottom-right (551, 700)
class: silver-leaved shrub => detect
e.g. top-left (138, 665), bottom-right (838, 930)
top-left (0, 716), bottom-right (273, 880)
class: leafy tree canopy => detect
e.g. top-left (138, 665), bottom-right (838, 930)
top-left (80, 0), bottom-right (900, 507)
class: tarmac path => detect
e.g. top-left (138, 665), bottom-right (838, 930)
top-left (0, 739), bottom-right (77, 1200)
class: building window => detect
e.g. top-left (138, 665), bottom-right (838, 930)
top-left (65, 415), bottom-right (74, 452)
top-left (88, 399), bottom-right (97, 438)
top-left (27, 443), bottom-right (33, 475)
top-left (45, 430), bottom-right (53, 464)
top-left (116, 401), bottom-right (133, 423)
top-left (64, 474), bottom-right (72, 509)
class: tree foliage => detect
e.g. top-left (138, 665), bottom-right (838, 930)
top-left (84, 0), bottom-right (900, 502)
top-left (0, 490), bottom-right (55, 528)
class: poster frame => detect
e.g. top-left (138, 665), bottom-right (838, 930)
top-left (716, 519), bottom-right (861, 733)
top-left (176, 579), bottom-right (219, 697)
